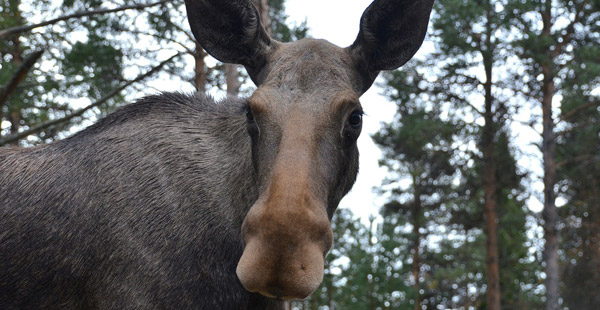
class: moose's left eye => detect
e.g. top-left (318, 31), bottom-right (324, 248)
top-left (245, 106), bottom-right (254, 122)
top-left (348, 110), bottom-right (363, 128)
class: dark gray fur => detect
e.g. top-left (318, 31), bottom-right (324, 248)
top-left (0, 93), bottom-right (280, 309)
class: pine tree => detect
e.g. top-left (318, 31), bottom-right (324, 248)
top-left (505, 1), bottom-right (600, 308)
top-left (1, 0), bottom-right (183, 146)
top-left (428, 0), bottom-right (514, 307)
top-left (373, 57), bottom-right (541, 309)
top-left (373, 65), bottom-right (462, 309)
top-left (554, 3), bottom-right (600, 307)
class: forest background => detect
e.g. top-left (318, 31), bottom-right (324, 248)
top-left (1, 0), bottom-right (599, 309)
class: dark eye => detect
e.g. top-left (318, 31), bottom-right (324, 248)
top-left (245, 106), bottom-right (254, 122)
top-left (348, 110), bottom-right (363, 128)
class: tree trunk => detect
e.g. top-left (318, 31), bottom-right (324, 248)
top-left (589, 178), bottom-right (600, 284)
top-left (8, 110), bottom-right (21, 137)
top-left (411, 229), bottom-right (421, 310)
top-left (284, 301), bottom-right (292, 310)
top-left (412, 178), bottom-right (423, 310)
top-left (541, 61), bottom-right (560, 310)
top-left (253, 0), bottom-right (271, 35)
top-left (7, 38), bottom-right (23, 145)
top-left (540, 4), bottom-right (560, 310)
top-left (225, 64), bottom-right (240, 96)
top-left (327, 274), bottom-right (334, 310)
top-left (481, 29), bottom-right (501, 309)
top-left (193, 42), bottom-right (206, 93)
top-left (3, 0), bottom-right (24, 145)
top-left (367, 217), bottom-right (377, 310)
top-left (483, 131), bottom-right (501, 310)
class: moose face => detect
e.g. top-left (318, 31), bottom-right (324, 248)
top-left (236, 39), bottom-right (363, 299)
top-left (184, 0), bottom-right (435, 300)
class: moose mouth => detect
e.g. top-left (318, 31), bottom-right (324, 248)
top-left (236, 233), bottom-right (330, 300)
top-left (236, 183), bottom-right (333, 300)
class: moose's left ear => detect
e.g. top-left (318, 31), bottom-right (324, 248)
top-left (348, 0), bottom-right (435, 93)
top-left (184, 0), bottom-right (276, 85)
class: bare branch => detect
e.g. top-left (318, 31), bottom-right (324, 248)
top-left (0, 50), bottom-right (44, 109)
top-left (0, 0), bottom-right (174, 38)
top-left (0, 53), bottom-right (181, 146)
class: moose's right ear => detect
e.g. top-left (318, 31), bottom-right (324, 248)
top-left (184, 0), bottom-right (276, 85)
top-left (348, 0), bottom-right (435, 93)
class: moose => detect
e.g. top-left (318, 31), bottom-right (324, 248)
top-left (0, 0), bottom-right (434, 308)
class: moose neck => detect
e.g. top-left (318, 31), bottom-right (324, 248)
top-left (158, 95), bottom-right (259, 226)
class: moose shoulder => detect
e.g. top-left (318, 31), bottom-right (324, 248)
top-left (0, 0), bottom-right (434, 309)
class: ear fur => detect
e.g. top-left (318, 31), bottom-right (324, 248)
top-left (348, 0), bottom-right (435, 92)
top-left (184, 0), bottom-right (277, 85)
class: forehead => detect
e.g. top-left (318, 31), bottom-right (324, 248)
top-left (261, 38), bottom-right (359, 94)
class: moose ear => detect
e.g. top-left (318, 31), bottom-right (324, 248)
top-left (348, 0), bottom-right (435, 93)
top-left (184, 0), bottom-right (276, 85)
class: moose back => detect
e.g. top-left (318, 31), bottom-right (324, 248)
top-left (0, 0), bottom-right (434, 309)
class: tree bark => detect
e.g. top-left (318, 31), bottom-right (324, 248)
top-left (3, 4), bottom-right (24, 146)
top-left (367, 217), bottom-right (376, 310)
top-left (193, 42), bottom-right (206, 93)
top-left (481, 5), bottom-right (501, 309)
top-left (326, 272), bottom-right (334, 310)
top-left (412, 176), bottom-right (423, 310)
top-left (482, 64), bottom-right (501, 310)
top-left (8, 110), bottom-right (21, 138)
top-left (253, 0), bottom-right (272, 35)
top-left (540, 4), bottom-right (560, 310)
top-left (541, 61), bottom-right (560, 310)
top-left (225, 64), bottom-right (240, 96)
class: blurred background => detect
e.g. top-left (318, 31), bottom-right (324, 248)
top-left (1, 0), bottom-right (599, 309)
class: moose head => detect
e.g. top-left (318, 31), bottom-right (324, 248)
top-left (184, 0), bottom-right (435, 300)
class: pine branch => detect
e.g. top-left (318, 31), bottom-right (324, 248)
top-left (557, 100), bottom-right (600, 123)
top-left (556, 154), bottom-right (600, 169)
top-left (0, 50), bottom-right (44, 109)
top-left (0, 53), bottom-right (181, 146)
top-left (441, 92), bottom-right (484, 116)
top-left (126, 29), bottom-right (195, 54)
top-left (0, 0), bottom-right (174, 38)
top-left (552, 0), bottom-right (586, 58)
top-left (146, 10), bottom-right (196, 44)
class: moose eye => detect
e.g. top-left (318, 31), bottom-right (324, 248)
top-left (245, 106), bottom-right (254, 122)
top-left (348, 110), bottom-right (363, 128)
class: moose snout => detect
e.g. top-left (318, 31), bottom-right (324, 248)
top-left (236, 198), bottom-right (333, 300)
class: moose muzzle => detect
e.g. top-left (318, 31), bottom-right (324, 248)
top-left (236, 173), bottom-right (333, 300)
